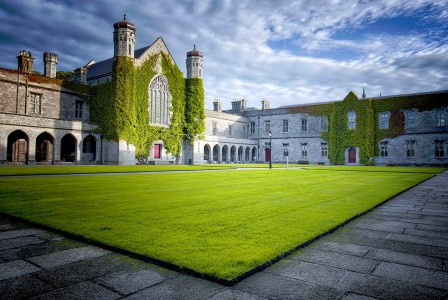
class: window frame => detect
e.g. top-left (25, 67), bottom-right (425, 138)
top-left (265, 120), bottom-right (271, 134)
top-left (321, 143), bottom-right (328, 157)
top-left (348, 110), bottom-right (356, 130)
top-left (379, 112), bottom-right (389, 129)
top-left (406, 140), bottom-right (415, 158)
top-left (406, 111), bottom-right (416, 129)
top-left (320, 116), bottom-right (328, 132)
top-left (435, 110), bottom-right (446, 127)
top-left (75, 100), bottom-right (84, 119)
top-left (301, 143), bottom-right (308, 157)
top-left (301, 119), bottom-right (307, 132)
top-left (380, 141), bottom-right (389, 157)
top-left (29, 93), bottom-right (42, 114)
top-left (435, 140), bottom-right (445, 158)
top-left (282, 119), bottom-right (289, 133)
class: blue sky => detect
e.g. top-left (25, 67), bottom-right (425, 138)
top-left (0, 0), bottom-right (447, 109)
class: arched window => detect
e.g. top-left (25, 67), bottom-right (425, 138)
top-left (149, 75), bottom-right (171, 126)
top-left (348, 110), bottom-right (356, 130)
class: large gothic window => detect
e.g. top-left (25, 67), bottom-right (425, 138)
top-left (149, 75), bottom-right (171, 126)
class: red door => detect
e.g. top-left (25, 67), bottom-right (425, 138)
top-left (265, 148), bottom-right (271, 162)
top-left (154, 144), bottom-right (161, 159)
top-left (348, 148), bottom-right (356, 163)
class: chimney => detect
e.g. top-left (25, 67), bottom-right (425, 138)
top-left (240, 98), bottom-right (247, 111)
top-left (261, 99), bottom-right (270, 110)
top-left (213, 99), bottom-right (222, 112)
top-left (231, 100), bottom-right (241, 112)
top-left (17, 50), bottom-right (35, 73)
top-left (74, 67), bottom-right (87, 84)
top-left (43, 52), bottom-right (58, 78)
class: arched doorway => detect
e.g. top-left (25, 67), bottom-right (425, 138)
top-left (203, 144), bottom-right (211, 163)
top-left (36, 132), bottom-right (54, 163)
top-left (213, 145), bottom-right (219, 162)
top-left (245, 147), bottom-right (250, 162)
top-left (238, 146), bottom-right (243, 162)
top-left (252, 147), bottom-right (257, 162)
top-left (7, 130), bottom-right (28, 162)
top-left (82, 135), bottom-right (96, 161)
top-left (61, 134), bottom-right (76, 162)
top-left (230, 146), bottom-right (236, 162)
top-left (222, 145), bottom-right (228, 163)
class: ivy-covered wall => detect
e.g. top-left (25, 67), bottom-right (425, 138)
top-left (287, 91), bottom-right (447, 165)
top-left (90, 52), bottom-right (204, 162)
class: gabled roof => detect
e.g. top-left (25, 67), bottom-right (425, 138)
top-left (86, 37), bottom-right (176, 80)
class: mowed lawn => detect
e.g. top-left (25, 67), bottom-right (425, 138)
top-left (0, 167), bottom-right (441, 279)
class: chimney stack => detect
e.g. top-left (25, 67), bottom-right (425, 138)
top-left (43, 52), bottom-right (58, 78)
top-left (17, 50), bottom-right (34, 73)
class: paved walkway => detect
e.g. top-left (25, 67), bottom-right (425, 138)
top-left (1, 171), bottom-right (447, 299)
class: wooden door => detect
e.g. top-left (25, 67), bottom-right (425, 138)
top-left (348, 148), bottom-right (356, 163)
top-left (154, 144), bottom-right (161, 159)
top-left (265, 148), bottom-right (271, 162)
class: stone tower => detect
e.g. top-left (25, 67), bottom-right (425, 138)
top-left (113, 14), bottom-right (136, 58)
top-left (43, 52), bottom-right (58, 78)
top-left (186, 45), bottom-right (203, 78)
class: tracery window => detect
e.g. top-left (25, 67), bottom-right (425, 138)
top-left (348, 110), bottom-right (356, 129)
top-left (149, 75), bottom-right (171, 126)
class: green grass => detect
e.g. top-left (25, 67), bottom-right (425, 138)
top-left (0, 164), bottom-right (236, 176)
top-left (0, 167), bottom-right (442, 280)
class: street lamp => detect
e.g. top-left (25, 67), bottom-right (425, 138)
top-left (269, 130), bottom-right (272, 169)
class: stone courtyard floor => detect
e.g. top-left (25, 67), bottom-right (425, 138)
top-left (0, 171), bottom-right (447, 299)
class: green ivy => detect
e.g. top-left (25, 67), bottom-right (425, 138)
top-left (184, 78), bottom-right (206, 143)
top-left (90, 51), bottom-right (202, 163)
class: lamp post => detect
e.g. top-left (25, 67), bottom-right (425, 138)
top-left (269, 130), bottom-right (272, 169)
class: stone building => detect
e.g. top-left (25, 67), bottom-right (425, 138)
top-left (0, 16), bottom-right (447, 166)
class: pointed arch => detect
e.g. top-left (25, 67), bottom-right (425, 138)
top-left (82, 135), bottom-right (97, 161)
top-left (61, 134), bottom-right (77, 162)
top-left (213, 145), bottom-right (219, 162)
top-left (203, 144), bottom-right (211, 163)
top-left (149, 75), bottom-right (171, 126)
top-left (7, 130), bottom-right (29, 162)
top-left (36, 132), bottom-right (54, 163)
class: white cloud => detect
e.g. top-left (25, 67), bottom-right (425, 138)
top-left (0, 0), bottom-right (446, 110)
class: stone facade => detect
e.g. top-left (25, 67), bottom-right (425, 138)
top-left (0, 68), bottom-right (101, 165)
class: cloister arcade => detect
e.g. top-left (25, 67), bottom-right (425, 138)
top-left (3, 129), bottom-right (100, 164)
top-left (202, 143), bottom-right (257, 164)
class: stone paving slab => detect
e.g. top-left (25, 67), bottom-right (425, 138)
top-left (0, 170), bottom-right (447, 299)
top-left (0, 259), bottom-right (42, 281)
top-left (27, 245), bottom-right (110, 269)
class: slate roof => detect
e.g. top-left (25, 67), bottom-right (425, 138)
top-left (86, 45), bottom-right (151, 80)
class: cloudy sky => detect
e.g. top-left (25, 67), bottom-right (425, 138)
top-left (0, 0), bottom-right (447, 109)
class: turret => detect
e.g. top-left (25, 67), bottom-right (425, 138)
top-left (113, 14), bottom-right (136, 58)
top-left (186, 45), bottom-right (203, 78)
top-left (43, 52), bottom-right (58, 78)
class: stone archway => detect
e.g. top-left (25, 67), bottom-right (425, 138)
top-left (7, 130), bottom-right (28, 163)
top-left (222, 145), bottom-right (228, 163)
top-left (82, 135), bottom-right (97, 162)
top-left (60, 134), bottom-right (76, 162)
top-left (230, 146), bottom-right (236, 162)
top-left (203, 144), bottom-right (211, 163)
top-left (213, 145), bottom-right (219, 162)
top-left (36, 132), bottom-right (54, 163)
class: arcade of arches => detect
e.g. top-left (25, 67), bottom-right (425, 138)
top-left (4, 130), bottom-right (98, 164)
top-left (203, 144), bottom-right (257, 163)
